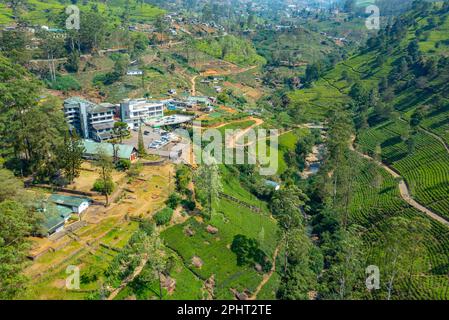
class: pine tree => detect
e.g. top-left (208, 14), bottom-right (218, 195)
top-left (59, 130), bottom-right (85, 184)
top-left (194, 161), bottom-right (223, 220)
top-left (138, 126), bottom-right (146, 156)
top-left (94, 146), bottom-right (115, 205)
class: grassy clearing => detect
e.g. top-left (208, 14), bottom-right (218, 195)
top-left (114, 248), bottom-right (204, 300)
top-left (161, 165), bottom-right (278, 299)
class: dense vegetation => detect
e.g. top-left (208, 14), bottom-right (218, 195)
top-left (2, 0), bottom-right (449, 301)
top-left (195, 35), bottom-right (266, 66)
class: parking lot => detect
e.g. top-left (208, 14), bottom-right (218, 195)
top-left (123, 125), bottom-right (179, 154)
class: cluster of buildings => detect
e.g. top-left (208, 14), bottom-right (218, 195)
top-left (63, 95), bottom-right (215, 141)
top-left (64, 97), bottom-right (165, 141)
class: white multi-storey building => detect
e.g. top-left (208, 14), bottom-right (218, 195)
top-left (120, 98), bottom-right (164, 129)
top-left (64, 97), bottom-right (117, 141)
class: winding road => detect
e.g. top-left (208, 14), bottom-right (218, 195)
top-left (350, 137), bottom-right (449, 227)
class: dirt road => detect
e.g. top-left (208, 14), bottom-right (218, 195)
top-left (227, 118), bottom-right (265, 148)
top-left (190, 65), bottom-right (258, 97)
top-left (350, 137), bottom-right (449, 227)
top-left (107, 256), bottom-right (149, 300)
top-left (248, 244), bottom-right (281, 300)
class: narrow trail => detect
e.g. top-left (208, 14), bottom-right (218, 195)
top-left (419, 126), bottom-right (449, 154)
top-left (191, 75), bottom-right (198, 96)
top-left (398, 117), bottom-right (449, 154)
top-left (350, 136), bottom-right (449, 227)
top-left (107, 256), bottom-right (148, 300)
top-left (248, 244), bottom-right (281, 300)
top-left (321, 77), bottom-right (345, 94)
top-left (190, 65), bottom-right (258, 97)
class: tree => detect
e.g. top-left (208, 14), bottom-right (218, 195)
top-left (349, 82), bottom-right (368, 105)
top-left (343, 0), bottom-right (356, 14)
top-left (271, 185), bottom-right (309, 271)
top-left (0, 168), bottom-right (22, 202)
top-left (0, 200), bottom-right (32, 298)
top-left (0, 166), bottom-right (42, 299)
top-left (295, 135), bottom-right (315, 171)
top-left (175, 165), bottom-right (192, 195)
top-left (374, 216), bottom-right (430, 299)
top-left (305, 63), bottom-right (320, 85)
top-left (194, 162), bottom-right (223, 220)
top-left (0, 30), bottom-right (30, 64)
top-left (38, 30), bottom-right (66, 82)
top-left (277, 228), bottom-right (319, 300)
top-left (113, 54), bottom-right (130, 78)
top-left (65, 51), bottom-right (80, 73)
top-left (321, 225), bottom-right (366, 299)
top-left (113, 121), bottom-right (129, 143)
top-left (231, 235), bottom-right (272, 272)
top-left (0, 58), bottom-right (67, 179)
top-left (93, 146), bottom-right (115, 205)
top-left (132, 228), bottom-right (167, 300)
top-left (137, 126), bottom-right (146, 156)
top-left (58, 130), bottom-right (85, 184)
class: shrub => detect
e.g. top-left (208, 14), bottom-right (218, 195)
top-left (166, 193), bottom-right (182, 209)
top-left (116, 159), bottom-right (131, 171)
top-left (154, 207), bottom-right (174, 226)
top-left (47, 75), bottom-right (81, 91)
top-left (93, 178), bottom-right (115, 194)
top-left (139, 219), bottom-right (156, 235)
top-left (93, 71), bottom-right (120, 85)
top-left (181, 199), bottom-right (196, 211)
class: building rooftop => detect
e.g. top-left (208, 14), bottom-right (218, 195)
top-left (48, 194), bottom-right (91, 208)
top-left (40, 204), bottom-right (73, 235)
top-left (64, 97), bottom-right (92, 105)
top-left (82, 139), bottom-right (137, 159)
top-left (146, 114), bottom-right (194, 127)
top-left (64, 98), bottom-right (115, 114)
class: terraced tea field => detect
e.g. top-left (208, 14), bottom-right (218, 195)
top-left (349, 154), bottom-right (449, 299)
top-left (358, 120), bottom-right (449, 220)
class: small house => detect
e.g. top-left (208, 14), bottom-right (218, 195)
top-left (48, 194), bottom-right (91, 214)
top-left (37, 203), bottom-right (73, 236)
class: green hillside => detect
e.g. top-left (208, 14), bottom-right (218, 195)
top-left (195, 35), bottom-right (266, 67)
top-left (0, 0), bottom-right (164, 26)
top-left (287, 0), bottom-right (449, 299)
